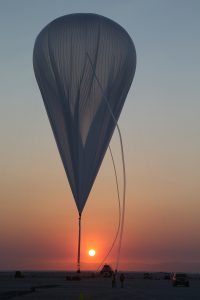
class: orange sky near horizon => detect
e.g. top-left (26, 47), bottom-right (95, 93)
top-left (1, 135), bottom-right (200, 272)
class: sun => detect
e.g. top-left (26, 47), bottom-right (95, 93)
top-left (88, 249), bottom-right (96, 257)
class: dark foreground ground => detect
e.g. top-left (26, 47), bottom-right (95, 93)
top-left (0, 272), bottom-right (200, 300)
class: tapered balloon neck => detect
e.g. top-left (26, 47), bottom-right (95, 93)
top-left (77, 212), bottom-right (82, 273)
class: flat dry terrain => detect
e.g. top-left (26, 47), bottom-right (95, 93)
top-left (1, 273), bottom-right (200, 299)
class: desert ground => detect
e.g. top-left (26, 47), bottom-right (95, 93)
top-left (1, 272), bottom-right (200, 300)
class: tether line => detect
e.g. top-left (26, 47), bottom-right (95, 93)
top-left (86, 53), bottom-right (126, 272)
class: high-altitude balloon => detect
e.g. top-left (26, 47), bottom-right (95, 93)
top-left (33, 13), bottom-right (136, 214)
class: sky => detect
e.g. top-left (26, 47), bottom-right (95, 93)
top-left (0, 0), bottom-right (200, 272)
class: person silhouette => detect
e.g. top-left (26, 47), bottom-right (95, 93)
top-left (120, 273), bottom-right (125, 288)
top-left (112, 273), bottom-right (116, 288)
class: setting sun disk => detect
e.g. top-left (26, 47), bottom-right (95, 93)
top-left (88, 249), bottom-right (96, 257)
